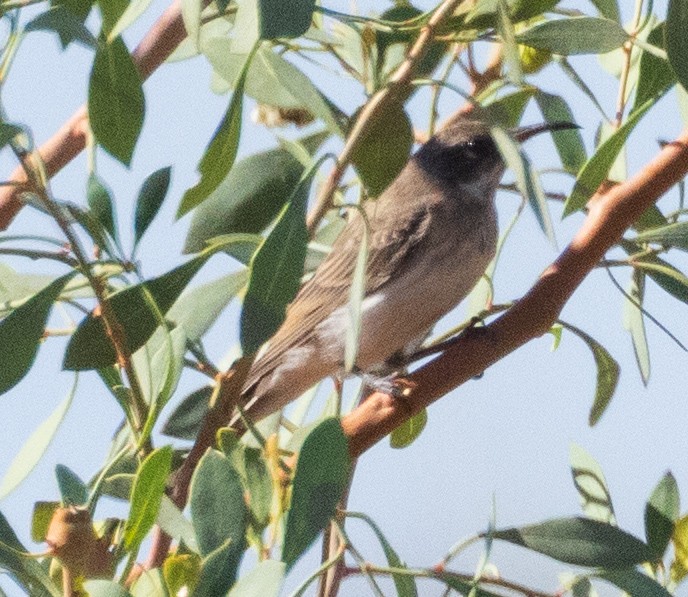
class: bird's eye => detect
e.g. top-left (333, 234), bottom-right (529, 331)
top-left (463, 139), bottom-right (487, 161)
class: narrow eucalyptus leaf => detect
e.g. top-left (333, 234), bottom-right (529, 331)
top-left (595, 569), bottom-right (673, 597)
top-left (535, 92), bottom-right (587, 173)
top-left (634, 23), bottom-right (676, 111)
top-left (134, 166), bottom-right (172, 247)
top-left (88, 173), bottom-right (117, 242)
top-left (55, 464), bottom-right (88, 506)
top-left (569, 443), bottom-right (616, 524)
top-left (257, 0), bottom-right (315, 39)
top-left (228, 560), bottom-right (286, 597)
top-left (667, 0), bottom-right (688, 93)
top-left (516, 17), bottom-right (628, 55)
top-left (645, 472), bottom-right (679, 559)
top-left (622, 270), bottom-right (650, 385)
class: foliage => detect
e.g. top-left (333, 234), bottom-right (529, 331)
top-left (0, 0), bottom-right (687, 594)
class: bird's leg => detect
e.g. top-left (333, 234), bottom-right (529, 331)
top-left (405, 315), bottom-right (489, 364)
top-left (354, 354), bottom-right (417, 400)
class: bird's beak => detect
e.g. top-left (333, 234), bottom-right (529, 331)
top-left (513, 121), bottom-right (580, 143)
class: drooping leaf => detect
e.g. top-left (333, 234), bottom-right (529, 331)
top-left (88, 37), bottom-right (145, 166)
top-left (634, 220), bottom-right (688, 251)
top-left (350, 101), bottom-right (413, 197)
top-left (493, 517), bottom-right (653, 567)
top-left (634, 256), bottom-right (688, 305)
top-left (558, 321), bottom-right (619, 426)
top-left (0, 272), bottom-right (75, 395)
top-left (134, 166), bottom-right (172, 248)
top-left (228, 560), bottom-right (286, 597)
top-left (461, 0), bottom-right (560, 30)
top-left (622, 269), bottom-right (650, 385)
top-left (645, 472), bottom-right (680, 560)
top-left (194, 537), bottom-right (245, 597)
top-left (595, 569), bottom-right (673, 597)
top-left (63, 256), bottom-right (207, 370)
top-left (667, 0), bottom-right (688, 93)
top-left (569, 443), bottom-right (616, 524)
top-left (97, 0), bottom-right (129, 34)
top-left (564, 97), bottom-right (656, 216)
top-left (87, 173), bottom-right (117, 242)
top-left (240, 162), bottom-right (317, 355)
top-left (123, 446), bottom-right (173, 554)
top-left (55, 464), bottom-right (88, 506)
top-left (516, 17), bottom-right (628, 55)
top-left (535, 92), bottom-right (587, 173)
top-left (390, 408), bottom-right (428, 449)
top-left (0, 378), bottom-right (76, 498)
top-left (162, 386), bottom-right (212, 441)
top-left (25, 6), bottom-right (98, 49)
top-left (482, 88), bottom-right (535, 128)
top-left (634, 23), bottom-right (676, 111)
top-left (178, 50), bottom-right (253, 216)
top-left (282, 418), bottom-right (351, 569)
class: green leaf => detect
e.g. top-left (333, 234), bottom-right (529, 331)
top-left (107, 0), bottom-right (156, 40)
top-left (482, 88), bottom-right (535, 128)
top-left (190, 450), bottom-right (247, 595)
top-left (622, 270), bottom-right (650, 385)
top-left (634, 220), bottom-right (688, 251)
top-left (183, 135), bottom-right (326, 252)
top-left (25, 6), bottom-right (98, 49)
top-left (496, 0), bottom-right (523, 85)
top-left (461, 0), bottom-right (560, 30)
top-left (667, 0), bottom-right (688, 93)
top-left (241, 448), bottom-right (273, 528)
top-left (535, 92), bottom-right (587, 173)
top-left (178, 50), bottom-right (254, 216)
top-left (97, 0), bottom-right (129, 34)
top-left (163, 553), bottom-right (201, 595)
top-left (564, 97), bottom-right (655, 216)
top-left (240, 162), bottom-right (316, 355)
top-left (569, 443), bottom-right (616, 524)
top-left (491, 126), bottom-right (555, 244)
top-left (31, 502), bottom-right (59, 543)
top-left (634, 23), bottom-right (676, 111)
top-left (162, 386), bottom-right (212, 440)
top-left (431, 572), bottom-right (502, 596)
top-left (350, 101), bottom-right (413, 197)
top-left (63, 256), bottom-right (207, 370)
top-left (558, 321), bottom-right (619, 426)
top-left (157, 495), bottom-right (199, 553)
top-left (134, 166), bottom-right (172, 248)
top-left (82, 580), bottom-right (131, 597)
top-left (228, 560), bottom-right (286, 597)
top-left (390, 408), bottom-right (428, 449)
top-left (633, 257), bottom-right (688, 305)
top-left (0, 123), bottom-right (23, 150)
top-left (123, 446), bottom-right (173, 553)
top-left (493, 517), bottom-right (653, 567)
top-left (590, 0), bottom-right (619, 21)
top-left (0, 272), bottom-right (75, 395)
top-left (595, 569), bottom-right (673, 596)
top-left (282, 418), bottom-right (351, 570)
top-left (130, 568), bottom-right (166, 597)
top-left (88, 173), bottom-right (117, 242)
top-left (55, 464), bottom-right (88, 506)
top-left (258, 0), bottom-right (315, 40)
top-left (516, 17), bottom-right (628, 55)
top-left (88, 36), bottom-right (145, 166)
top-left (0, 378), bottom-right (76, 498)
top-left (645, 472), bottom-right (680, 559)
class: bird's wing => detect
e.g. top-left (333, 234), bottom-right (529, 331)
top-left (243, 204), bottom-right (432, 392)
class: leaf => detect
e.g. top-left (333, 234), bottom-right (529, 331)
top-left (667, 0), bottom-right (688, 93)
top-left (123, 446), bottom-right (173, 554)
top-left (590, 0), bottom-right (620, 21)
top-left (516, 17), bottom-right (628, 55)
top-left (282, 418), bottom-right (351, 570)
top-left (107, 0), bottom-right (156, 40)
top-left (240, 448), bottom-right (273, 528)
top-left (258, 0), bottom-right (315, 40)
top-left (130, 569), bottom-right (166, 597)
top-left (634, 23), bottom-right (676, 111)
top-left (634, 257), bottom-right (688, 305)
top-left (88, 173), bottom-right (117, 242)
top-left (82, 580), bottom-right (131, 597)
top-left (595, 569), bottom-right (673, 597)
top-left (0, 272), bottom-right (75, 395)
top-left (0, 378), bottom-right (76, 498)
top-left (344, 223), bottom-right (368, 372)
top-left (493, 517), bottom-right (653, 567)
top-left (461, 0), bottom-right (560, 30)
top-left (134, 166), bottom-right (172, 248)
top-left (0, 123), bottom-right (23, 150)
top-left (535, 92), bottom-right (587, 173)
top-left (63, 256), bottom-right (207, 370)
top-left (157, 495), bottom-right (199, 553)
top-left (190, 450), bottom-right (247, 596)
top-left (482, 88), bottom-right (535, 128)
top-left (569, 443), bottom-right (616, 524)
top-left (645, 472), bottom-right (679, 560)
top-left (97, 0), bottom-right (129, 34)
top-left (491, 127), bottom-right (555, 244)
top-left (240, 162), bottom-right (315, 355)
top-left (564, 97), bottom-right (656, 216)
top-left (177, 50), bottom-right (253, 216)
top-left (622, 270), bottom-right (650, 385)
top-left (558, 321), bottom-right (619, 426)
top-left (55, 464), bottom-right (88, 506)
top-left (496, 0), bottom-right (523, 85)
top-left (25, 6), bottom-right (98, 49)
top-left (350, 101), bottom-right (413, 197)
top-left (634, 220), bottom-right (688, 251)
top-left (162, 386), bottom-right (212, 440)
top-left (31, 502), bottom-right (59, 542)
top-left (228, 559), bottom-right (286, 597)
top-left (390, 408), bottom-right (428, 449)
top-left (431, 572), bottom-right (502, 596)
top-left (163, 553), bottom-right (201, 596)
top-left (672, 514), bottom-right (688, 582)
top-left (88, 37), bottom-right (145, 166)
top-left (183, 134), bottom-right (327, 252)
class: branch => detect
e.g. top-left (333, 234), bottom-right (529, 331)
top-left (0, 0), bottom-right (188, 230)
top-left (342, 129), bottom-right (688, 457)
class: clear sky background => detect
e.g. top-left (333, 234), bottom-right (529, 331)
top-left (1, 1), bottom-right (687, 595)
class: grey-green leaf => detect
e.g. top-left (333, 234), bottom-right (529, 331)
top-left (82, 581), bottom-right (131, 597)
top-left (667, 0), bottom-right (688, 93)
top-left (257, 0), bottom-right (315, 40)
top-left (569, 443), bottom-right (616, 524)
top-left (590, 0), bottom-right (620, 21)
top-left (228, 560), bottom-right (286, 597)
top-left (622, 270), bottom-right (650, 385)
top-left (88, 37), bottom-right (145, 166)
top-left (26, 5), bottom-right (98, 49)
top-left (645, 471), bottom-right (679, 559)
top-left (535, 92), bottom-right (587, 173)
top-left (493, 517), bottom-right (653, 567)
top-left (282, 418), bottom-right (351, 570)
top-left (162, 386), bottom-right (212, 441)
top-left (516, 17), bottom-right (628, 55)
top-left (595, 569), bottom-right (673, 596)
top-left (88, 173), bottom-right (117, 242)
top-left (634, 220), bottom-right (688, 251)
top-left (55, 464), bottom-right (88, 506)
top-left (634, 23), bottom-right (676, 111)
top-left (0, 272), bottom-right (75, 395)
top-left (134, 166), bottom-right (172, 247)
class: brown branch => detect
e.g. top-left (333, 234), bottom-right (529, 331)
top-left (305, 0), bottom-right (467, 233)
top-left (342, 130), bottom-right (688, 457)
top-left (0, 0), bottom-right (188, 230)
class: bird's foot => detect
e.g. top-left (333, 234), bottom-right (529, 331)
top-left (360, 372), bottom-right (416, 398)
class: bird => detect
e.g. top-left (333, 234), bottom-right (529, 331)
top-left (235, 115), bottom-right (576, 426)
